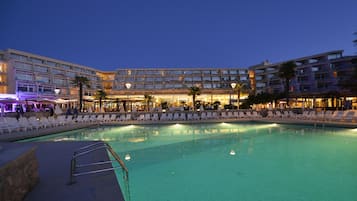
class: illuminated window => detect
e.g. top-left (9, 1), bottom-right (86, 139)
top-left (36, 75), bottom-right (50, 83)
top-left (52, 68), bottom-right (65, 75)
top-left (240, 77), bottom-right (248, 81)
top-left (0, 63), bottom-right (6, 72)
top-left (230, 70), bottom-right (237, 74)
top-left (15, 62), bottom-right (32, 71)
top-left (212, 76), bottom-right (220, 81)
top-left (192, 77), bottom-right (201, 81)
top-left (47, 61), bottom-right (56, 67)
top-left (61, 64), bottom-right (71, 70)
top-left (328, 54), bottom-right (341, 60)
top-left (311, 67), bottom-right (319, 72)
top-left (239, 70), bottom-right (247, 74)
top-left (31, 58), bottom-right (43, 64)
top-left (16, 73), bottom-right (33, 81)
top-left (184, 77), bottom-right (192, 81)
top-left (333, 71), bottom-right (337, 78)
top-left (174, 84), bottom-right (182, 88)
top-left (53, 79), bottom-right (66, 85)
top-left (0, 86), bottom-right (7, 93)
top-left (308, 59), bottom-right (319, 64)
top-left (17, 83), bottom-right (36, 92)
top-left (67, 72), bottom-right (75, 77)
top-left (10, 53), bottom-right (27, 61)
top-left (203, 84), bottom-right (212, 88)
top-left (34, 65), bottom-right (48, 73)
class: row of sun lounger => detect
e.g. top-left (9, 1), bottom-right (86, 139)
top-left (266, 110), bottom-right (357, 122)
top-left (1, 110), bottom-right (356, 134)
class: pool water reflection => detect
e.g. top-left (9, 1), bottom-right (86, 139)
top-left (24, 122), bottom-right (357, 201)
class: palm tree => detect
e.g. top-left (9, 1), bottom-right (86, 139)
top-left (71, 76), bottom-right (90, 112)
top-left (95, 90), bottom-right (107, 112)
top-left (188, 86), bottom-right (201, 111)
top-left (278, 61), bottom-right (296, 106)
top-left (144, 94), bottom-right (154, 112)
top-left (232, 82), bottom-right (246, 109)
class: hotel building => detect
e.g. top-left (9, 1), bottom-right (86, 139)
top-left (249, 50), bottom-right (357, 108)
top-left (0, 48), bottom-right (356, 112)
top-left (0, 49), bottom-right (250, 112)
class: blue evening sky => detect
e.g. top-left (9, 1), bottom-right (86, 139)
top-left (1, 0), bottom-right (356, 71)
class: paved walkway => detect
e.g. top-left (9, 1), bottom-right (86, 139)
top-left (5, 141), bottom-right (126, 201)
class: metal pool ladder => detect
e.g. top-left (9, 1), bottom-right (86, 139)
top-left (67, 142), bottom-right (130, 200)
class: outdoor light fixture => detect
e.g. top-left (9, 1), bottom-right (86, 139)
top-left (230, 82), bottom-right (237, 109)
top-left (230, 82), bottom-right (237, 89)
top-left (229, 150), bottom-right (236, 156)
top-left (125, 83), bottom-right (131, 89)
top-left (125, 83), bottom-right (132, 112)
top-left (54, 88), bottom-right (61, 95)
top-left (125, 154), bottom-right (131, 161)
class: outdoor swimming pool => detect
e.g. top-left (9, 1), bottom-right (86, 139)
top-left (24, 122), bottom-right (357, 201)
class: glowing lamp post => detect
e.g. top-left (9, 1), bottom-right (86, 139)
top-left (125, 83), bottom-right (131, 112)
top-left (54, 88), bottom-right (61, 95)
top-left (230, 83), bottom-right (237, 89)
top-left (230, 82), bottom-right (236, 109)
top-left (125, 83), bottom-right (132, 90)
top-left (54, 88), bottom-right (61, 112)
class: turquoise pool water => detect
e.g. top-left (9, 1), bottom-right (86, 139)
top-left (24, 122), bottom-right (357, 201)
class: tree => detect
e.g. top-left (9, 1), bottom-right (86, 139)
top-left (144, 94), bottom-right (154, 112)
top-left (95, 90), bottom-right (107, 112)
top-left (278, 61), bottom-right (296, 106)
top-left (188, 86), bottom-right (201, 111)
top-left (71, 76), bottom-right (90, 112)
top-left (232, 82), bottom-right (246, 110)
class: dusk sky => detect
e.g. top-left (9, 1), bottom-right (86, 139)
top-left (1, 0), bottom-right (356, 71)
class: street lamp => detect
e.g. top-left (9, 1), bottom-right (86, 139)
top-left (230, 82), bottom-right (236, 109)
top-left (54, 88), bottom-right (61, 115)
top-left (125, 83), bottom-right (132, 90)
top-left (230, 83), bottom-right (237, 89)
top-left (54, 88), bottom-right (61, 95)
top-left (125, 83), bottom-right (131, 112)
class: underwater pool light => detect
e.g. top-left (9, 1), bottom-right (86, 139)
top-left (229, 150), bottom-right (236, 156)
top-left (125, 154), bottom-right (131, 161)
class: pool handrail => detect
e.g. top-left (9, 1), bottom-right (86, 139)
top-left (68, 141), bottom-right (129, 185)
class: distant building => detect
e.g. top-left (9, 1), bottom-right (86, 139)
top-left (249, 50), bottom-right (357, 108)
